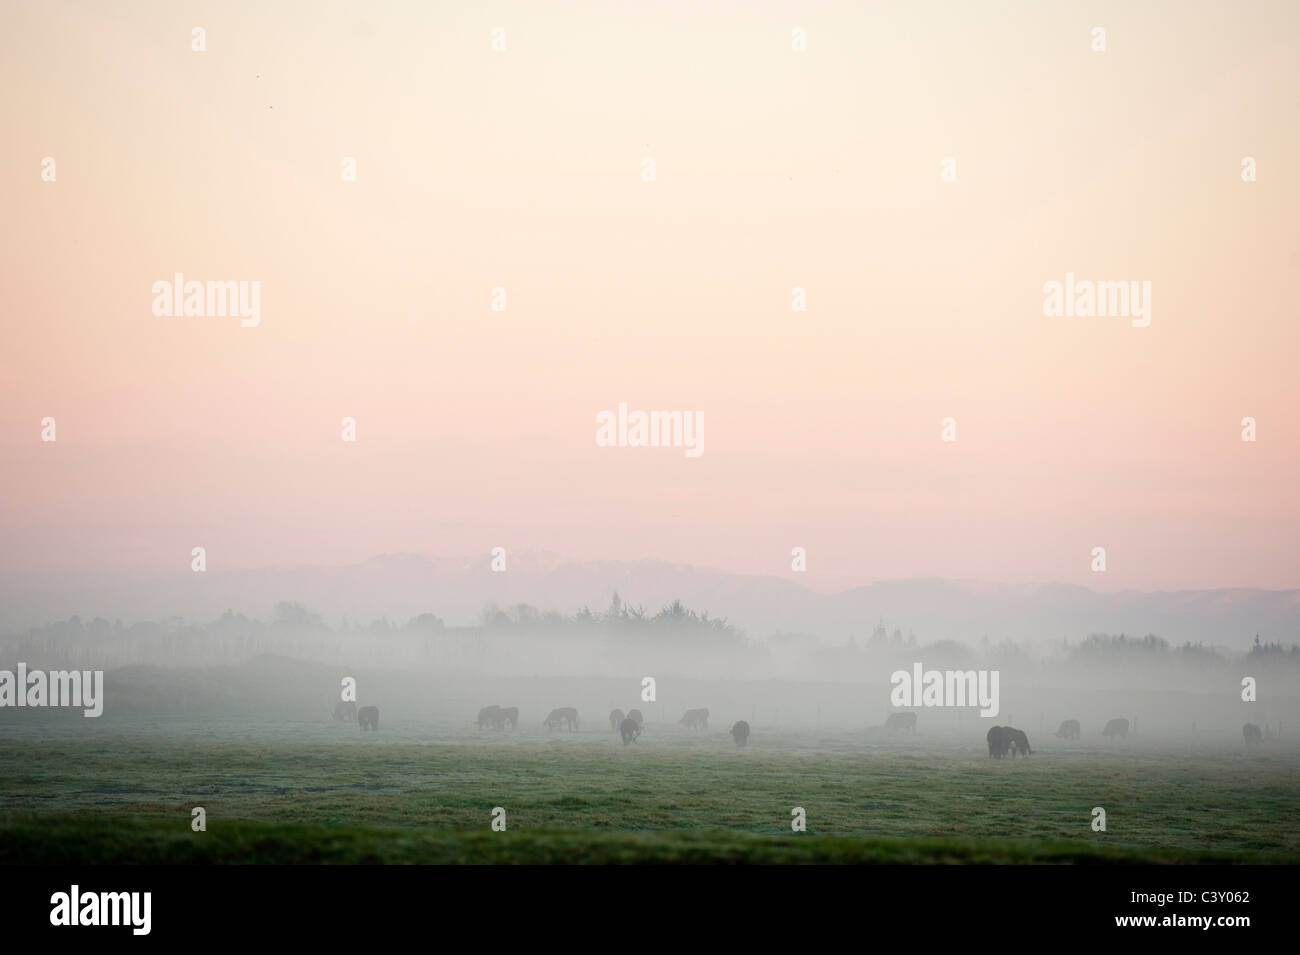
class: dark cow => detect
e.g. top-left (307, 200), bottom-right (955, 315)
top-left (1054, 719), bottom-right (1080, 740)
top-left (333, 700), bottom-right (357, 722)
top-left (731, 720), bottom-right (750, 747)
top-left (358, 706), bottom-right (379, 731)
top-left (678, 708), bottom-right (709, 730)
top-left (620, 718), bottom-right (641, 745)
top-left (987, 725), bottom-right (1008, 758)
top-left (544, 707), bottom-right (579, 731)
top-left (609, 708), bottom-right (625, 732)
top-left (477, 704), bottom-right (502, 729)
top-left (1243, 723), bottom-right (1263, 745)
top-left (885, 712), bottom-right (917, 732)
top-left (627, 709), bottom-right (645, 731)
top-left (1102, 718), bottom-right (1129, 740)
top-left (1003, 727), bottom-right (1031, 757)
top-left (497, 706), bottom-right (519, 729)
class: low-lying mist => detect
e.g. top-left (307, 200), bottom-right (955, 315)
top-left (3, 599), bottom-right (1296, 747)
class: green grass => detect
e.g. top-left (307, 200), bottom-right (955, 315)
top-left (2, 725), bottom-right (1297, 863)
top-left (0, 815), bottom-right (1275, 864)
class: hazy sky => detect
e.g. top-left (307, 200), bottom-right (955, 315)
top-left (3, 0), bottom-right (1298, 593)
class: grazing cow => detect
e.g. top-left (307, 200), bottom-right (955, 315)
top-left (1243, 723), bottom-right (1263, 745)
top-left (620, 718), bottom-right (641, 745)
top-left (1003, 727), bottom-right (1031, 757)
top-left (986, 725), bottom-right (1008, 758)
top-left (885, 712), bottom-right (917, 732)
top-left (609, 708), bottom-right (626, 732)
top-left (678, 708), bottom-right (710, 730)
top-left (627, 709), bottom-right (645, 731)
top-left (544, 707), bottom-right (579, 731)
top-left (731, 720), bottom-right (750, 748)
top-left (358, 706), bottom-right (379, 731)
top-left (1054, 719), bottom-right (1080, 740)
top-left (498, 706), bottom-right (519, 729)
top-left (477, 704), bottom-right (502, 730)
top-left (333, 700), bottom-right (357, 722)
top-left (1102, 718), bottom-right (1129, 740)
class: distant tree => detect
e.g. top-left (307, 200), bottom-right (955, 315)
top-left (658, 599), bottom-right (690, 622)
top-left (479, 602), bottom-right (510, 628)
top-left (405, 613), bottom-right (444, 632)
top-left (271, 602), bottom-right (323, 630)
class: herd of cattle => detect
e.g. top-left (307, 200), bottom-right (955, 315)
top-left (1242, 722), bottom-right (1280, 744)
top-left (333, 700), bottom-right (1275, 750)
top-left (880, 712), bottom-right (1131, 754)
top-left (332, 700), bottom-right (752, 746)
top-left (873, 711), bottom-right (1277, 754)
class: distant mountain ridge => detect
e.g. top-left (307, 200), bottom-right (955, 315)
top-left (2, 554), bottom-right (1296, 649)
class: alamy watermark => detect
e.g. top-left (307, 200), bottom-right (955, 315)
top-left (151, 273), bottom-right (261, 327)
top-left (0, 664), bottom-right (104, 717)
top-left (890, 662), bottom-right (1000, 718)
top-left (1042, 272), bottom-right (1151, 327)
top-left (595, 403), bottom-right (703, 458)
top-left (50, 886), bottom-right (150, 935)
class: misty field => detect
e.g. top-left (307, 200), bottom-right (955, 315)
top-left (3, 714), bottom-right (1298, 864)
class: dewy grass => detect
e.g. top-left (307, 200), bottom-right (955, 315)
top-left (1, 726), bottom-right (1296, 864)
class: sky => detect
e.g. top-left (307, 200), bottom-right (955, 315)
top-left (2, 0), bottom-right (1298, 596)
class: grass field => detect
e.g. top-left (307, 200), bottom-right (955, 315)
top-left (3, 715), bottom-right (1298, 863)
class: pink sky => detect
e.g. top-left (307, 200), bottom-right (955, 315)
top-left (2, 0), bottom-right (1298, 593)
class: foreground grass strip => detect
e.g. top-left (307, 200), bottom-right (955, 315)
top-left (0, 815), bottom-right (1290, 865)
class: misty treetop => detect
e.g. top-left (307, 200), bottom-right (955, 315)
top-left (3, 602), bottom-right (1296, 677)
